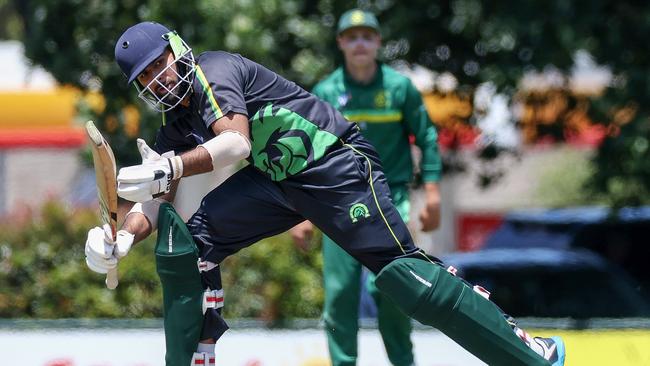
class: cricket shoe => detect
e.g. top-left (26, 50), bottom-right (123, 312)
top-left (533, 336), bottom-right (566, 366)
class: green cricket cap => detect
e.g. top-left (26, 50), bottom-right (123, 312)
top-left (337, 9), bottom-right (380, 35)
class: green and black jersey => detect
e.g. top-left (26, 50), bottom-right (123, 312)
top-left (313, 64), bottom-right (441, 185)
top-left (154, 51), bottom-right (355, 181)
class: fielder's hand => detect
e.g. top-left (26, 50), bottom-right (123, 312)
top-left (85, 227), bottom-right (135, 274)
top-left (419, 182), bottom-right (441, 232)
top-left (117, 139), bottom-right (182, 202)
top-left (289, 220), bottom-right (314, 251)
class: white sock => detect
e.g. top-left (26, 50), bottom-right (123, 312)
top-left (197, 343), bottom-right (214, 353)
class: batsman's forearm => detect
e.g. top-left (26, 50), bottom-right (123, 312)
top-left (179, 147), bottom-right (214, 177)
top-left (122, 180), bottom-right (178, 243)
top-left (121, 210), bottom-right (153, 244)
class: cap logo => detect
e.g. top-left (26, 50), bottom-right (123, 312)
top-left (350, 11), bottom-right (365, 25)
top-left (121, 41), bottom-right (129, 49)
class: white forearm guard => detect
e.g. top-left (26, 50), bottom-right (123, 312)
top-left (199, 130), bottom-right (251, 171)
top-left (126, 198), bottom-right (165, 231)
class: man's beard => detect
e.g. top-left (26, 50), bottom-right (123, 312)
top-left (160, 80), bottom-right (188, 106)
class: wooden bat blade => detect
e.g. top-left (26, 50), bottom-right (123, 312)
top-left (85, 120), bottom-right (119, 290)
top-left (85, 121), bottom-right (118, 240)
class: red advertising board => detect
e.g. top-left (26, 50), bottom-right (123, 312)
top-left (456, 212), bottom-right (503, 252)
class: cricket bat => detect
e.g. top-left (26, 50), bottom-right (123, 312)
top-left (85, 120), bottom-right (119, 290)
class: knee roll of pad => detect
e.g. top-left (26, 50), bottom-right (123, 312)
top-left (374, 257), bottom-right (462, 328)
top-left (156, 203), bottom-right (208, 366)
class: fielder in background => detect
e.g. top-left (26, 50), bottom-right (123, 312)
top-left (290, 9), bottom-right (441, 366)
top-left (84, 21), bottom-right (566, 366)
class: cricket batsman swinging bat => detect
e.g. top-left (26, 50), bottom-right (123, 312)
top-left (85, 120), bottom-right (119, 290)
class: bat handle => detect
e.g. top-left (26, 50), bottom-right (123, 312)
top-left (102, 227), bottom-right (119, 290)
top-left (106, 268), bottom-right (119, 290)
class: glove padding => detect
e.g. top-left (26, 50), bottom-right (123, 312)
top-left (85, 227), bottom-right (135, 274)
top-left (117, 139), bottom-right (182, 203)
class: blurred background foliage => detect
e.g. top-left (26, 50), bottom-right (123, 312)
top-left (0, 201), bottom-right (161, 318)
top-left (0, 201), bottom-right (324, 323)
top-left (1, 0), bottom-right (647, 206)
top-left (221, 232), bottom-right (324, 324)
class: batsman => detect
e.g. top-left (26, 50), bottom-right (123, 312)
top-left (84, 21), bottom-right (566, 366)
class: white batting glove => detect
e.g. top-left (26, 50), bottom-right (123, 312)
top-left (85, 227), bottom-right (135, 274)
top-left (117, 139), bottom-right (183, 203)
top-left (113, 230), bottom-right (135, 258)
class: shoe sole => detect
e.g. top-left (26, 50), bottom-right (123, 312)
top-left (550, 336), bottom-right (566, 366)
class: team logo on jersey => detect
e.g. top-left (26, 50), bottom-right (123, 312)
top-left (349, 203), bottom-right (371, 223)
top-left (250, 104), bottom-right (339, 181)
top-left (374, 91), bottom-right (387, 108)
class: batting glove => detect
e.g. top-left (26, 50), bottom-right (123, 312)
top-left (117, 139), bottom-right (183, 203)
top-left (85, 227), bottom-right (135, 274)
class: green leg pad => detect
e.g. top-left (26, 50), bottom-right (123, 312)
top-left (156, 203), bottom-right (204, 366)
top-left (375, 258), bottom-right (547, 366)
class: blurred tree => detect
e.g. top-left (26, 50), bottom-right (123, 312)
top-left (0, 0), bottom-right (22, 39)
top-left (0, 201), bottom-right (162, 318)
top-left (220, 232), bottom-right (324, 325)
top-left (5, 0), bottom-right (649, 322)
top-left (534, 147), bottom-right (602, 207)
top-left (12, 0), bottom-right (335, 165)
top-left (373, 0), bottom-right (649, 207)
top-left (12, 0), bottom-right (650, 205)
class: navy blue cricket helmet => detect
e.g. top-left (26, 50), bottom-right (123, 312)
top-left (115, 21), bottom-right (196, 112)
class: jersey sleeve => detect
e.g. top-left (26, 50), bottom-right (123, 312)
top-left (403, 80), bottom-right (442, 183)
top-left (194, 52), bottom-right (249, 129)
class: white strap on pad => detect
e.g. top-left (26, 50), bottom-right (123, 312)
top-left (202, 288), bottom-right (224, 314)
top-left (197, 259), bottom-right (219, 272)
top-left (473, 285), bottom-right (491, 300)
top-left (191, 352), bottom-right (215, 366)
